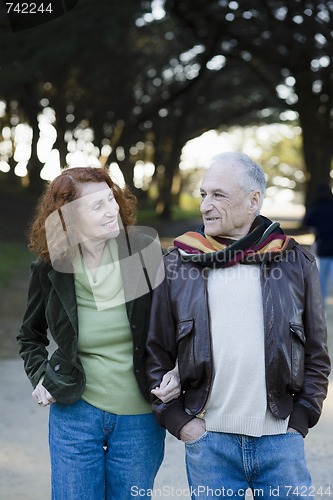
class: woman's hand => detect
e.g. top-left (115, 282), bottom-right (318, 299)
top-left (151, 364), bottom-right (181, 403)
top-left (32, 382), bottom-right (56, 407)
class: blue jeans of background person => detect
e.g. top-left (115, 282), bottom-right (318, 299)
top-left (49, 399), bottom-right (165, 500)
top-left (318, 257), bottom-right (333, 302)
top-left (185, 431), bottom-right (312, 499)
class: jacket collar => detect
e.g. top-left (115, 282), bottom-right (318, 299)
top-left (116, 228), bottom-right (149, 318)
top-left (47, 268), bottom-right (79, 334)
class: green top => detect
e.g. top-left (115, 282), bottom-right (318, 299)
top-left (74, 240), bottom-right (151, 415)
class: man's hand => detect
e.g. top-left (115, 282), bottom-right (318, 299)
top-left (179, 418), bottom-right (206, 443)
top-left (287, 427), bottom-right (301, 434)
top-left (32, 382), bottom-right (56, 407)
top-left (151, 365), bottom-right (181, 403)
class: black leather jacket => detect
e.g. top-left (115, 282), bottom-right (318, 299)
top-left (146, 239), bottom-right (331, 439)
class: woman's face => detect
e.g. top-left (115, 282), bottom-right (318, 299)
top-left (67, 181), bottom-right (120, 244)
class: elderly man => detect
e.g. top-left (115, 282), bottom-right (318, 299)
top-left (147, 152), bottom-right (331, 499)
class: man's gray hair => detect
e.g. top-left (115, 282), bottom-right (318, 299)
top-left (208, 152), bottom-right (266, 211)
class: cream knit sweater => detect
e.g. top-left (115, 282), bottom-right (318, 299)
top-left (204, 264), bottom-right (288, 436)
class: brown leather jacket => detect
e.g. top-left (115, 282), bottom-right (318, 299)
top-left (146, 240), bottom-right (331, 439)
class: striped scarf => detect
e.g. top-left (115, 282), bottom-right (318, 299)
top-left (173, 216), bottom-right (294, 268)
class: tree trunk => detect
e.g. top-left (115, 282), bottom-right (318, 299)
top-left (26, 116), bottom-right (46, 195)
top-left (296, 81), bottom-right (333, 209)
top-left (21, 83), bottom-right (46, 195)
top-left (53, 108), bottom-right (68, 169)
top-left (105, 128), bottom-right (137, 191)
top-left (0, 156), bottom-right (21, 190)
top-left (155, 137), bottom-right (183, 220)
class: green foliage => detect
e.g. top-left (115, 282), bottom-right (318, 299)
top-left (0, 243), bottom-right (31, 286)
top-left (137, 194), bottom-right (200, 224)
top-left (257, 126), bottom-right (305, 189)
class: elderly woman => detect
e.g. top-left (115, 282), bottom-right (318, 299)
top-left (17, 166), bottom-right (178, 500)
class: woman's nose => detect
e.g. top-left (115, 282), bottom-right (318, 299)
top-left (105, 199), bottom-right (119, 215)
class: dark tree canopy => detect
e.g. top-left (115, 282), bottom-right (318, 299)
top-left (163, 0), bottom-right (333, 206)
top-left (0, 0), bottom-right (332, 217)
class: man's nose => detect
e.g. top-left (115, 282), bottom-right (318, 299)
top-left (200, 197), bottom-right (212, 213)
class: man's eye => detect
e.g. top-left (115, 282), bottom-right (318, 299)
top-left (92, 204), bottom-right (101, 210)
top-left (200, 192), bottom-right (206, 198)
top-left (214, 193), bottom-right (224, 198)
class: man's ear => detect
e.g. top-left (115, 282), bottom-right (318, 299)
top-left (248, 190), bottom-right (261, 214)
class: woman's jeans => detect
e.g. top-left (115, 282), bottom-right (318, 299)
top-left (49, 399), bottom-right (165, 500)
top-left (185, 431), bottom-right (312, 499)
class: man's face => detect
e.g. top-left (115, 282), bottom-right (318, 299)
top-left (200, 162), bottom-right (261, 239)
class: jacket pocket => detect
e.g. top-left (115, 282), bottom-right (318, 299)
top-left (290, 322), bottom-right (306, 393)
top-left (44, 351), bottom-right (85, 404)
top-left (176, 319), bottom-right (197, 387)
top-left (184, 430), bottom-right (208, 446)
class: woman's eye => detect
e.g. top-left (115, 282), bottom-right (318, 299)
top-left (92, 204), bottom-right (101, 211)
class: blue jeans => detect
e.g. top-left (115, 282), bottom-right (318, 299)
top-left (318, 257), bottom-right (333, 301)
top-left (49, 399), bottom-right (165, 500)
top-left (185, 431), bottom-right (312, 499)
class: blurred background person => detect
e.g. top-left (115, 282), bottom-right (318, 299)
top-left (304, 184), bottom-right (333, 305)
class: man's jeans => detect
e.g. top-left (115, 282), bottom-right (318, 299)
top-left (49, 399), bottom-right (165, 500)
top-left (185, 431), bottom-right (312, 499)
